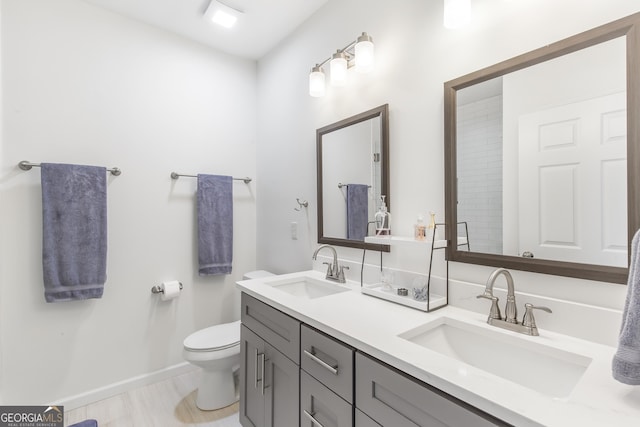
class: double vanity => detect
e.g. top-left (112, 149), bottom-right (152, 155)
top-left (237, 270), bottom-right (640, 427)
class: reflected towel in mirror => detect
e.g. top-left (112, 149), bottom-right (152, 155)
top-left (346, 184), bottom-right (368, 241)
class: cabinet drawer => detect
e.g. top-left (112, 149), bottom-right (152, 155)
top-left (301, 325), bottom-right (354, 403)
top-left (241, 293), bottom-right (300, 363)
top-left (301, 370), bottom-right (353, 427)
top-left (355, 409), bottom-right (381, 427)
top-left (355, 353), bottom-right (510, 427)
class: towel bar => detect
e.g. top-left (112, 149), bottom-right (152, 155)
top-left (19, 160), bottom-right (122, 176)
top-left (337, 182), bottom-right (371, 188)
top-left (170, 172), bottom-right (251, 184)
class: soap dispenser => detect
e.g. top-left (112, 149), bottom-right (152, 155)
top-left (414, 214), bottom-right (426, 241)
top-left (428, 211), bottom-right (436, 231)
top-left (375, 196), bottom-right (391, 236)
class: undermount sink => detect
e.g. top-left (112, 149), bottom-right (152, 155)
top-left (399, 317), bottom-right (592, 398)
top-left (263, 275), bottom-right (351, 299)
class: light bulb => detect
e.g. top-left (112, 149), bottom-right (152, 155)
top-left (330, 51), bottom-right (348, 87)
top-left (444, 0), bottom-right (471, 29)
top-left (309, 65), bottom-right (325, 97)
top-left (355, 33), bottom-right (374, 73)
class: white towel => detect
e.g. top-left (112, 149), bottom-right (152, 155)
top-left (612, 229), bottom-right (640, 385)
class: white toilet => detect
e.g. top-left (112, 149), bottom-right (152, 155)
top-left (183, 270), bottom-right (274, 411)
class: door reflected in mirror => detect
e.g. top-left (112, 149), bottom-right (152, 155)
top-left (317, 104), bottom-right (390, 251)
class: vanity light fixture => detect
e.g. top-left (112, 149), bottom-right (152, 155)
top-left (443, 0), bottom-right (471, 29)
top-left (330, 50), bottom-right (348, 86)
top-left (309, 65), bottom-right (326, 97)
top-left (309, 32), bottom-right (375, 97)
top-left (204, 0), bottom-right (243, 29)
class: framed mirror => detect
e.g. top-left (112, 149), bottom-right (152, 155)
top-left (317, 104), bottom-right (390, 251)
top-left (444, 13), bottom-right (640, 284)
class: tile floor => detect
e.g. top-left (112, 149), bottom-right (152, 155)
top-left (64, 369), bottom-right (241, 427)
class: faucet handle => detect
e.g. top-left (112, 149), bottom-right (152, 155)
top-left (322, 261), bottom-right (334, 275)
top-left (522, 303), bottom-right (552, 335)
top-left (337, 265), bottom-right (349, 283)
top-left (477, 294), bottom-right (502, 321)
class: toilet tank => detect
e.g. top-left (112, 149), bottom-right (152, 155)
top-left (243, 270), bottom-right (274, 280)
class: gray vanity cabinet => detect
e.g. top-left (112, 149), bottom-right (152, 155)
top-left (240, 294), bottom-right (301, 427)
top-left (239, 293), bottom-right (511, 427)
top-left (355, 353), bottom-right (510, 427)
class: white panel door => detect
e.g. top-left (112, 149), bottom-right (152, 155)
top-left (518, 92), bottom-right (626, 266)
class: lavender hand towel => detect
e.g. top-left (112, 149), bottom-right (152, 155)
top-left (613, 228), bottom-right (640, 385)
top-left (197, 174), bottom-right (233, 275)
top-left (68, 420), bottom-right (98, 427)
top-left (41, 163), bottom-right (107, 302)
top-left (347, 184), bottom-right (369, 241)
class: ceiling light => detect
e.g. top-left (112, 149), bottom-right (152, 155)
top-left (308, 32), bottom-right (375, 97)
top-left (204, 0), bottom-right (242, 29)
top-left (444, 0), bottom-right (471, 29)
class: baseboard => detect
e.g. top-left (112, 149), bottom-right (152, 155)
top-left (56, 362), bottom-right (198, 410)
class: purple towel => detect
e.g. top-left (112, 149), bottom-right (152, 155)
top-left (68, 420), bottom-right (98, 427)
top-left (197, 174), bottom-right (233, 275)
top-left (613, 228), bottom-right (640, 384)
top-left (41, 163), bottom-right (107, 302)
top-left (346, 184), bottom-right (369, 241)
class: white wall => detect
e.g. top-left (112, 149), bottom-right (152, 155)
top-left (256, 0), bottom-right (640, 342)
top-left (0, 0), bottom-right (256, 405)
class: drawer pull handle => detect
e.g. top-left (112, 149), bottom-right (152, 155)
top-left (304, 349), bottom-right (338, 375)
top-left (255, 349), bottom-right (266, 395)
top-left (303, 410), bottom-right (325, 427)
top-left (259, 352), bottom-right (266, 396)
top-left (254, 349), bottom-right (260, 389)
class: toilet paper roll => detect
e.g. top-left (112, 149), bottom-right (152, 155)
top-left (160, 281), bottom-right (182, 301)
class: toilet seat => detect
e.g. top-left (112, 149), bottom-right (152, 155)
top-left (184, 320), bottom-right (241, 352)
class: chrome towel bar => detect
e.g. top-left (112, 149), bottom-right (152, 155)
top-left (171, 172), bottom-right (251, 183)
top-left (19, 160), bottom-right (122, 176)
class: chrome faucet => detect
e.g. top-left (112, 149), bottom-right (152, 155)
top-left (477, 268), bottom-right (552, 336)
top-left (312, 244), bottom-right (348, 283)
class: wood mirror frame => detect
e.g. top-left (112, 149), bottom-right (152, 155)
top-left (444, 13), bottom-right (640, 284)
top-left (317, 104), bottom-right (390, 251)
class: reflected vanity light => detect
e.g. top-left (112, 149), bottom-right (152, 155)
top-left (204, 0), bottom-right (242, 28)
top-left (444, 0), bottom-right (471, 29)
top-left (308, 32), bottom-right (375, 97)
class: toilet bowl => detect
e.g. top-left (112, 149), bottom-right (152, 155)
top-left (183, 320), bottom-right (241, 410)
top-left (183, 270), bottom-right (274, 411)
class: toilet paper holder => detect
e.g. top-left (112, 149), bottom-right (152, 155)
top-left (151, 282), bottom-right (183, 294)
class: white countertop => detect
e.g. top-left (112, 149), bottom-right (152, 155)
top-left (236, 270), bottom-right (640, 427)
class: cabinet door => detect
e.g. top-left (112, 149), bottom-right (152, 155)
top-left (240, 325), bottom-right (266, 427)
top-left (356, 353), bottom-right (509, 427)
top-left (300, 371), bottom-right (353, 427)
top-left (264, 342), bottom-right (300, 427)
